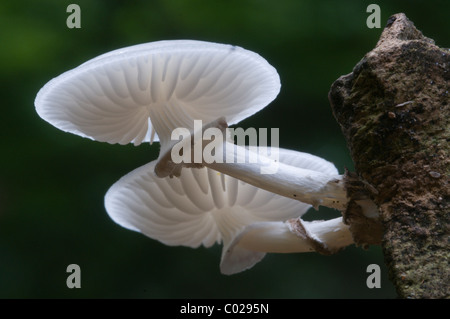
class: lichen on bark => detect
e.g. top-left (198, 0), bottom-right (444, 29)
top-left (328, 13), bottom-right (449, 298)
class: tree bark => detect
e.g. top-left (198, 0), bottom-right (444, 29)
top-left (328, 13), bottom-right (449, 298)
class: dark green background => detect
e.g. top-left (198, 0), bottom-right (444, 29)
top-left (1, 0), bottom-right (448, 298)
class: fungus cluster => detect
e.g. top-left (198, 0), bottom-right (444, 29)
top-left (35, 40), bottom-right (354, 274)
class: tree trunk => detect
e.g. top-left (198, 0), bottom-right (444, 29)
top-left (328, 13), bottom-right (449, 299)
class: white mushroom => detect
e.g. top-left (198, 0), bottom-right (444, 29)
top-left (104, 148), bottom-right (353, 274)
top-left (35, 40), bottom-right (356, 274)
top-left (35, 39), bottom-right (349, 211)
top-left (34, 40), bottom-right (280, 152)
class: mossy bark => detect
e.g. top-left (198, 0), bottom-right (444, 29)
top-left (329, 13), bottom-right (449, 298)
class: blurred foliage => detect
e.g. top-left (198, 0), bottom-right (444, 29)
top-left (0, 0), bottom-right (448, 298)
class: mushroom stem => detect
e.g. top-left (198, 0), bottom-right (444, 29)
top-left (221, 217), bottom-right (353, 274)
top-left (155, 118), bottom-right (348, 210)
top-left (207, 143), bottom-right (347, 210)
top-left (235, 217), bottom-right (353, 254)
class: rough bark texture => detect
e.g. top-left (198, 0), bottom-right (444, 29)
top-left (329, 13), bottom-right (449, 298)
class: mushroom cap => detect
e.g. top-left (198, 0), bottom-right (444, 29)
top-left (104, 148), bottom-right (338, 274)
top-left (35, 40), bottom-right (280, 146)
